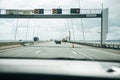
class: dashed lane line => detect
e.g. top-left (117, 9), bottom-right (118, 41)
top-left (72, 51), bottom-right (78, 54)
top-left (72, 49), bottom-right (94, 60)
top-left (35, 50), bottom-right (41, 54)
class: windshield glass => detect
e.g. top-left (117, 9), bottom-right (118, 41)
top-left (0, 0), bottom-right (120, 62)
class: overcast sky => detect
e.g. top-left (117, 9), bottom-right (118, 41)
top-left (0, 0), bottom-right (120, 41)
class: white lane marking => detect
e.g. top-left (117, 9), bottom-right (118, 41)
top-left (72, 51), bottom-right (78, 54)
top-left (72, 49), bottom-right (94, 60)
top-left (35, 50), bottom-right (41, 54)
top-left (100, 50), bottom-right (120, 57)
top-left (90, 49), bottom-right (120, 57)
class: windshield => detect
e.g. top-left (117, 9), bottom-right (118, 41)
top-left (0, 0), bottom-right (120, 62)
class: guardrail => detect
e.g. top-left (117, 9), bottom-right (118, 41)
top-left (69, 41), bottom-right (120, 49)
top-left (0, 41), bottom-right (34, 47)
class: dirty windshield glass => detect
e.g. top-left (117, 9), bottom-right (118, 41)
top-left (0, 0), bottom-right (120, 61)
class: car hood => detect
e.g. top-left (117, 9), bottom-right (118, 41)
top-left (0, 59), bottom-right (120, 79)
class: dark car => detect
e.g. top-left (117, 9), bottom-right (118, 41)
top-left (33, 37), bottom-right (39, 41)
top-left (55, 40), bottom-right (61, 44)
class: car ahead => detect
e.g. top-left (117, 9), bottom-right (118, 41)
top-left (55, 40), bottom-right (61, 44)
top-left (33, 37), bottom-right (39, 41)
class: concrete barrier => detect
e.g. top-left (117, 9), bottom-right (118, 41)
top-left (0, 42), bottom-right (21, 47)
top-left (0, 41), bottom-right (34, 49)
top-left (0, 40), bottom-right (49, 46)
top-left (0, 42), bottom-right (21, 50)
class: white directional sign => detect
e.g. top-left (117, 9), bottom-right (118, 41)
top-left (86, 14), bottom-right (97, 17)
top-left (6, 10), bottom-right (34, 15)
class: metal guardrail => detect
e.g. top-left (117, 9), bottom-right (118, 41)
top-left (69, 41), bottom-right (120, 49)
top-left (0, 9), bottom-right (102, 15)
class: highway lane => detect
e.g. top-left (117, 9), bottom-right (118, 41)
top-left (65, 42), bottom-right (120, 61)
top-left (0, 42), bottom-right (86, 59)
top-left (0, 41), bottom-right (120, 61)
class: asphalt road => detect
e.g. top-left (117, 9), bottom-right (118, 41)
top-left (0, 41), bottom-right (120, 61)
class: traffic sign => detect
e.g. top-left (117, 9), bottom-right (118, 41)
top-left (52, 9), bottom-right (62, 14)
top-left (34, 9), bottom-right (44, 14)
top-left (86, 14), bottom-right (97, 17)
top-left (34, 9), bottom-right (39, 14)
top-left (39, 9), bottom-right (44, 14)
top-left (70, 8), bottom-right (80, 14)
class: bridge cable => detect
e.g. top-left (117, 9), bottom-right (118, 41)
top-left (78, 0), bottom-right (85, 41)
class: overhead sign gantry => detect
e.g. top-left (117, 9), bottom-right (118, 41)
top-left (0, 8), bottom-right (102, 18)
top-left (0, 8), bottom-right (109, 46)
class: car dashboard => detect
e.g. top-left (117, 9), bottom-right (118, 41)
top-left (0, 59), bottom-right (120, 80)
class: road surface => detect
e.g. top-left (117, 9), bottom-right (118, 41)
top-left (0, 41), bottom-right (120, 61)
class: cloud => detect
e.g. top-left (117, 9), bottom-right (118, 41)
top-left (109, 26), bottom-right (120, 34)
top-left (0, 20), bottom-right (13, 33)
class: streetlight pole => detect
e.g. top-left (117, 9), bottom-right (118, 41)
top-left (66, 19), bottom-right (71, 41)
top-left (101, 0), bottom-right (104, 46)
top-left (71, 19), bottom-right (75, 41)
top-left (14, 19), bottom-right (19, 40)
top-left (25, 19), bottom-right (30, 41)
top-left (32, 24), bottom-right (35, 39)
top-left (81, 19), bottom-right (85, 41)
top-left (97, 32), bottom-right (101, 41)
top-left (64, 23), bottom-right (68, 35)
top-left (69, 30), bottom-right (71, 41)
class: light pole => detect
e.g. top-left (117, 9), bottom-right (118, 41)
top-left (14, 19), bottom-right (19, 40)
top-left (64, 23), bottom-right (68, 38)
top-left (71, 19), bottom-right (75, 41)
top-left (66, 19), bottom-right (71, 41)
top-left (81, 19), bottom-right (85, 41)
top-left (69, 30), bottom-right (71, 41)
top-left (33, 20), bottom-right (37, 38)
top-left (25, 19), bottom-right (30, 41)
top-left (97, 32), bottom-right (101, 42)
